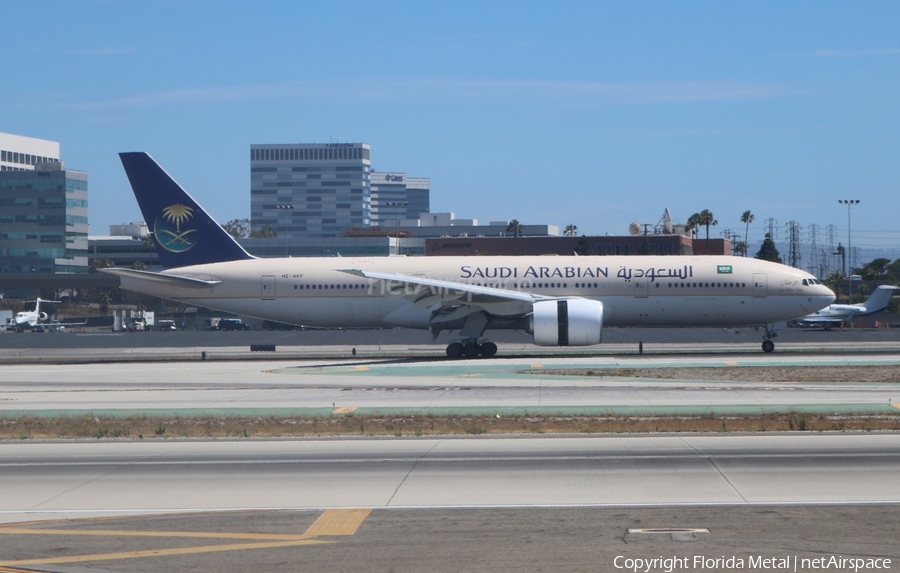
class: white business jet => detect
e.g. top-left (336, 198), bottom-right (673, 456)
top-left (14, 298), bottom-right (61, 331)
top-left (796, 285), bottom-right (898, 328)
top-left (102, 153), bottom-right (835, 356)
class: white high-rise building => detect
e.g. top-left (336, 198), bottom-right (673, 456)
top-left (0, 132), bottom-right (60, 171)
top-left (0, 132), bottom-right (87, 273)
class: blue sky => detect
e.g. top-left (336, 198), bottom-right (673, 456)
top-left (3, 1), bottom-right (899, 260)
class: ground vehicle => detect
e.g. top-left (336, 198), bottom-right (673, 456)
top-left (217, 318), bottom-right (250, 331)
top-left (155, 319), bottom-right (177, 331)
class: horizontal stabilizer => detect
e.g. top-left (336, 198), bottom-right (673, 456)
top-left (100, 267), bottom-right (222, 288)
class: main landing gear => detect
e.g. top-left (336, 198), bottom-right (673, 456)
top-left (762, 325), bottom-right (777, 353)
top-left (446, 339), bottom-right (498, 359)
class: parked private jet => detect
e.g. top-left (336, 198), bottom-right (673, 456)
top-left (14, 298), bottom-right (61, 332)
top-left (102, 152), bottom-right (835, 355)
top-left (795, 285), bottom-right (899, 328)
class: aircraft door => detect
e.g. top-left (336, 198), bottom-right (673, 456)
top-left (752, 273), bottom-right (767, 298)
top-left (261, 275), bottom-right (276, 300)
top-left (633, 279), bottom-right (649, 298)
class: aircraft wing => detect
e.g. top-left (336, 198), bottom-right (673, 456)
top-left (338, 269), bottom-right (552, 314)
top-left (796, 315), bottom-right (847, 325)
top-left (45, 320), bottom-right (89, 330)
top-left (100, 267), bottom-right (222, 288)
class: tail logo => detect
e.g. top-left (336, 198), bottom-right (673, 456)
top-left (154, 203), bottom-right (199, 253)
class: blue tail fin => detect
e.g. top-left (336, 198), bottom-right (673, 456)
top-left (119, 152), bottom-right (254, 268)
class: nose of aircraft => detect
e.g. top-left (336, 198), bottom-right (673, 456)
top-left (812, 285), bottom-right (836, 309)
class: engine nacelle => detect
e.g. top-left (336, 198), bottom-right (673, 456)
top-left (530, 298), bottom-right (603, 346)
top-left (38, 312), bottom-right (49, 321)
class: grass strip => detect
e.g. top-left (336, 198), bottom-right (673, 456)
top-left (2, 410), bottom-right (900, 440)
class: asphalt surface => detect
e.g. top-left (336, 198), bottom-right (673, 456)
top-left (1, 506), bottom-right (898, 572)
top-left (2, 325), bottom-right (899, 349)
top-left (2, 327), bottom-right (899, 571)
top-left (2, 326), bottom-right (900, 364)
top-left (1, 435), bottom-right (899, 571)
top-left (3, 353), bottom-right (900, 417)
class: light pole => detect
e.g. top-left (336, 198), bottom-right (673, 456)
top-left (838, 199), bottom-right (859, 302)
top-left (276, 204), bottom-right (294, 256)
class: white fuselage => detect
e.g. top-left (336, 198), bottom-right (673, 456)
top-left (800, 304), bottom-right (866, 323)
top-left (117, 255), bottom-right (834, 331)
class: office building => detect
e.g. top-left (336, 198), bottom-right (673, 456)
top-left (424, 234), bottom-right (727, 256)
top-left (369, 171), bottom-right (430, 226)
top-left (0, 132), bottom-right (59, 172)
top-left (88, 223), bottom-right (159, 271)
top-left (250, 143), bottom-right (371, 239)
top-left (0, 132), bottom-right (88, 273)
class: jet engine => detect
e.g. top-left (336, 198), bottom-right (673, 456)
top-left (38, 312), bottom-right (49, 321)
top-left (530, 298), bottom-right (603, 346)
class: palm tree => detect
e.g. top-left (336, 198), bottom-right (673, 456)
top-left (564, 224), bottom-right (578, 237)
top-left (686, 213), bottom-right (702, 239)
top-left (506, 219), bottom-right (522, 254)
top-left (824, 270), bottom-right (845, 303)
top-left (697, 209), bottom-right (718, 254)
top-left (740, 210), bottom-right (755, 257)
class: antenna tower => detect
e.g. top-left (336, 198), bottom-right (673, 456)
top-left (785, 220), bottom-right (802, 269)
top-left (764, 218), bottom-right (778, 241)
top-left (825, 224), bottom-right (837, 274)
top-left (807, 224), bottom-right (820, 277)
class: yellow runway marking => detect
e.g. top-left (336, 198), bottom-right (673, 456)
top-left (724, 361), bottom-right (739, 366)
top-left (0, 538), bottom-right (329, 567)
top-left (0, 508), bottom-right (370, 567)
top-left (328, 365), bottom-right (369, 373)
top-left (305, 508), bottom-right (371, 537)
top-left (334, 406), bottom-right (357, 413)
top-left (0, 528), bottom-right (318, 540)
top-left (531, 363), bottom-right (544, 368)
top-left (892, 402), bottom-right (900, 411)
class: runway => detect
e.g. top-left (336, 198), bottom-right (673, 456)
top-left (2, 332), bottom-right (900, 569)
top-left (2, 434), bottom-right (900, 524)
top-left (2, 434), bottom-right (900, 570)
top-left (2, 353), bottom-right (900, 416)
top-left (2, 325), bottom-right (899, 363)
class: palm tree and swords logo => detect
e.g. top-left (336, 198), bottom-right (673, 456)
top-left (154, 203), bottom-right (199, 252)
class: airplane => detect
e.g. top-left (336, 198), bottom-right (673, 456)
top-left (14, 298), bottom-right (62, 331)
top-left (102, 152), bottom-right (835, 356)
top-left (795, 285), bottom-right (899, 329)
